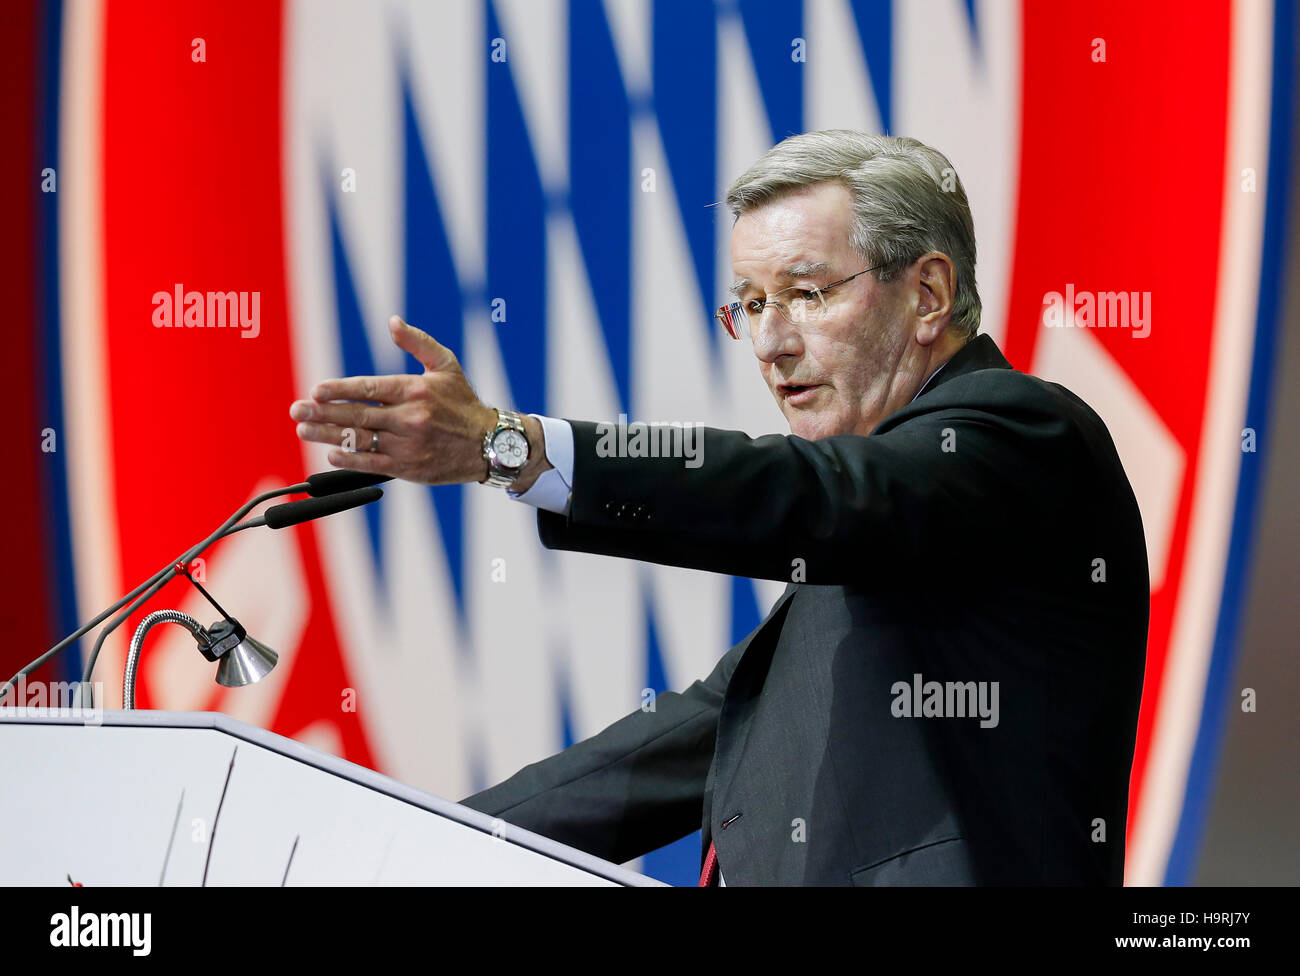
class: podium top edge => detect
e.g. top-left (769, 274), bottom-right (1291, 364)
top-left (0, 708), bottom-right (663, 887)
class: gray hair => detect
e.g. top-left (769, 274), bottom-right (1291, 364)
top-left (725, 130), bottom-right (981, 340)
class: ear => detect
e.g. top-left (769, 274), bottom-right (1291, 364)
top-left (912, 253), bottom-right (957, 345)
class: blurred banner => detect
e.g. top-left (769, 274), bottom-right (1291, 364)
top-left (3, 0), bottom-right (1292, 885)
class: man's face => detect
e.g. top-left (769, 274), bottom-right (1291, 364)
top-left (729, 181), bottom-right (916, 440)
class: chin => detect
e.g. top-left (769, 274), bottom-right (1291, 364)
top-left (785, 413), bottom-right (836, 441)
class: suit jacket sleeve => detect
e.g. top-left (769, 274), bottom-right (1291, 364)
top-left (534, 372), bottom-right (1089, 585)
top-left (458, 631), bottom-right (750, 865)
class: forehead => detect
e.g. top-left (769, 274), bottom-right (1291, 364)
top-left (729, 181), bottom-right (856, 281)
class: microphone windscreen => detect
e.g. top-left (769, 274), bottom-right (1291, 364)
top-left (305, 469), bottom-right (394, 497)
top-left (265, 486), bottom-right (383, 529)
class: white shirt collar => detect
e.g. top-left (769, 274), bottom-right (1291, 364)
top-left (910, 361), bottom-right (949, 403)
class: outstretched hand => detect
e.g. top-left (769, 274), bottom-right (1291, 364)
top-left (289, 316), bottom-right (497, 486)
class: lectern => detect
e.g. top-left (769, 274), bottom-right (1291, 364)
top-left (0, 709), bottom-right (661, 886)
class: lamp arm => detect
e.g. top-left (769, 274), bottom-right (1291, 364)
top-left (124, 611), bottom-right (205, 711)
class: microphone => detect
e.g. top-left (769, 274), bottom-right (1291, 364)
top-left (4, 474), bottom-right (388, 707)
top-left (262, 486), bottom-right (384, 529)
top-left (305, 470), bottom-right (394, 497)
top-left (70, 485), bottom-right (384, 706)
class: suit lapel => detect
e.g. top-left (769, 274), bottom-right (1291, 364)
top-left (701, 585), bottom-right (799, 860)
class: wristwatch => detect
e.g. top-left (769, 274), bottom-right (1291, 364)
top-left (481, 407), bottom-right (531, 488)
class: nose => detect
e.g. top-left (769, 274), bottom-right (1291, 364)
top-left (750, 304), bottom-right (802, 364)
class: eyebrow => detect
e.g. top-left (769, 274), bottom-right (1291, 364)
top-left (728, 262), bottom-right (832, 298)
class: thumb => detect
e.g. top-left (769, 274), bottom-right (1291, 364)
top-left (388, 315), bottom-right (459, 372)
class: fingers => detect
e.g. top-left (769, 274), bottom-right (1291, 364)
top-left (324, 444), bottom-right (397, 475)
top-left (303, 314), bottom-right (455, 402)
top-left (293, 420), bottom-right (380, 452)
top-left (290, 398), bottom-right (392, 432)
top-left (388, 315), bottom-right (458, 372)
top-left (296, 421), bottom-right (399, 477)
top-left (307, 373), bottom-right (410, 405)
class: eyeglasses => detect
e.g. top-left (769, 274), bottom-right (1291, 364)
top-left (715, 264), bottom-right (884, 340)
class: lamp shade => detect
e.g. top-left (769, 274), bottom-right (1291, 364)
top-left (215, 634), bottom-right (279, 688)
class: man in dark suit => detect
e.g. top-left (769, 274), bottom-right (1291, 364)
top-left (290, 131), bottom-right (1148, 884)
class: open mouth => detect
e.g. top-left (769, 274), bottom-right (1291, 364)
top-left (780, 384), bottom-right (822, 405)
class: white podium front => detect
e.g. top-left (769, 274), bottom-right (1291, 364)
top-left (0, 709), bottom-right (661, 886)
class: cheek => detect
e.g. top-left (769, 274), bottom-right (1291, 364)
top-left (807, 340), bottom-right (857, 391)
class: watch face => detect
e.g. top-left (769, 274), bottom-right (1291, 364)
top-left (492, 428), bottom-right (528, 469)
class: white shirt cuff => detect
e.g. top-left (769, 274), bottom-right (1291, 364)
top-left (506, 415), bottom-right (574, 515)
